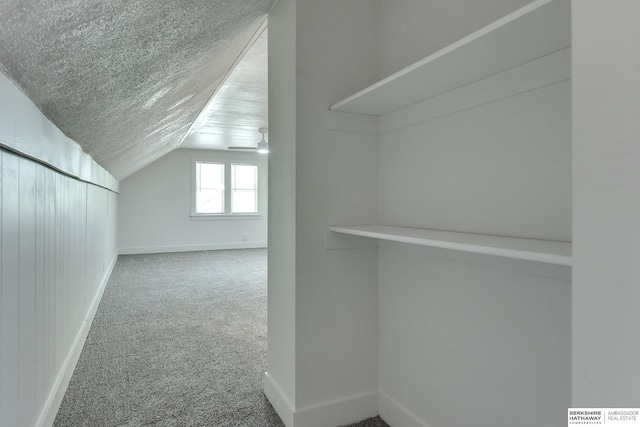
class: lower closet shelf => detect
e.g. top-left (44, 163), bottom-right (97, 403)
top-left (328, 225), bottom-right (572, 266)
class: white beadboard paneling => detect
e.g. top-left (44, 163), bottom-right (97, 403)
top-left (46, 167), bottom-right (56, 400)
top-left (1, 148), bottom-right (118, 427)
top-left (55, 173), bottom-right (63, 370)
top-left (37, 249), bottom-right (118, 427)
top-left (35, 165), bottom-right (46, 414)
top-left (2, 151), bottom-right (20, 427)
top-left (44, 168), bottom-right (53, 406)
top-left (1, 68), bottom-right (119, 427)
top-left (0, 150), bottom-right (2, 425)
top-left (78, 183), bottom-right (87, 315)
top-left (19, 158), bottom-right (37, 426)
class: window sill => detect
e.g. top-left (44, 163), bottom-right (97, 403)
top-left (190, 214), bottom-right (263, 221)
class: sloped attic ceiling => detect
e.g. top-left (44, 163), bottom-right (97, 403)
top-left (0, 0), bottom-right (274, 179)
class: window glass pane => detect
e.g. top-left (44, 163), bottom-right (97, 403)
top-left (231, 164), bottom-right (258, 214)
top-left (232, 190), bottom-right (257, 213)
top-left (232, 164), bottom-right (257, 190)
top-left (198, 162), bottom-right (224, 190)
top-left (196, 162), bottom-right (224, 213)
top-left (197, 189), bottom-right (224, 213)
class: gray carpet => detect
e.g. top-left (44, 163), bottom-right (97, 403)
top-left (54, 249), bottom-right (389, 427)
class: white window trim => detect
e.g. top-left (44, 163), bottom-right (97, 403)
top-left (190, 158), bottom-right (262, 220)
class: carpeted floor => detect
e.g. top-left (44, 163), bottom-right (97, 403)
top-left (54, 249), bottom-right (389, 427)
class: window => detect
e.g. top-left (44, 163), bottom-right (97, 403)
top-left (231, 164), bottom-right (258, 213)
top-left (192, 160), bottom-right (260, 218)
top-left (195, 162), bottom-right (225, 214)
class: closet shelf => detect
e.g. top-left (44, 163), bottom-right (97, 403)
top-left (328, 225), bottom-right (572, 266)
top-left (330, 0), bottom-right (570, 116)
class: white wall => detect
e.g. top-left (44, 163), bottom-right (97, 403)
top-left (1, 73), bottom-right (118, 427)
top-left (294, 0), bottom-right (380, 418)
top-left (265, 1), bottom-right (381, 426)
top-left (264, 0), bottom-right (297, 422)
top-left (117, 148), bottom-right (267, 254)
top-left (266, 1), bottom-right (575, 426)
top-left (376, 87), bottom-right (572, 424)
top-left (378, 246), bottom-right (570, 427)
top-left (379, 0), bottom-right (532, 77)
top-left (376, 1), bottom-right (572, 426)
top-left (572, 0), bottom-right (640, 406)
top-left (379, 80), bottom-right (572, 241)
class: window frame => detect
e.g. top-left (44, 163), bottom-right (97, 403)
top-left (190, 158), bottom-right (262, 220)
top-left (193, 160), bottom-right (225, 215)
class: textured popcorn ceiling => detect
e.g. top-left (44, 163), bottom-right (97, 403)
top-left (0, 0), bottom-right (274, 179)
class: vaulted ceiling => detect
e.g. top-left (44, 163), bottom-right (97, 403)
top-left (181, 28), bottom-right (268, 152)
top-left (0, 0), bottom-right (274, 179)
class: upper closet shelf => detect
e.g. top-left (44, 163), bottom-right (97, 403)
top-left (328, 225), bottom-right (572, 266)
top-left (330, 0), bottom-right (570, 116)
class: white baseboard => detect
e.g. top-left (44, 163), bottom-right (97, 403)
top-left (36, 250), bottom-right (119, 427)
top-left (119, 241), bottom-right (268, 255)
top-left (294, 389), bottom-right (379, 427)
top-left (264, 372), bottom-right (295, 427)
top-left (379, 390), bottom-right (431, 427)
top-left (264, 372), bottom-right (379, 427)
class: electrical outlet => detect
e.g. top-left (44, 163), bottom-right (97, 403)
top-left (242, 233), bottom-right (247, 241)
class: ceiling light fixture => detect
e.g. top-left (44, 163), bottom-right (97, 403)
top-left (257, 127), bottom-right (269, 154)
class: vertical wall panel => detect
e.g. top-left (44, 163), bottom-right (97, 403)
top-left (34, 165), bottom-right (45, 414)
top-left (85, 186), bottom-right (97, 295)
top-left (1, 152), bottom-right (20, 427)
top-left (2, 61), bottom-right (119, 426)
top-left (0, 151), bottom-right (3, 425)
top-left (78, 182), bottom-right (87, 318)
top-left (46, 167), bottom-right (56, 402)
top-left (0, 149), bottom-right (118, 427)
top-left (61, 176), bottom-right (68, 357)
top-left (53, 170), bottom-right (60, 394)
top-left (56, 173), bottom-right (62, 365)
top-left (19, 158), bottom-right (37, 426)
